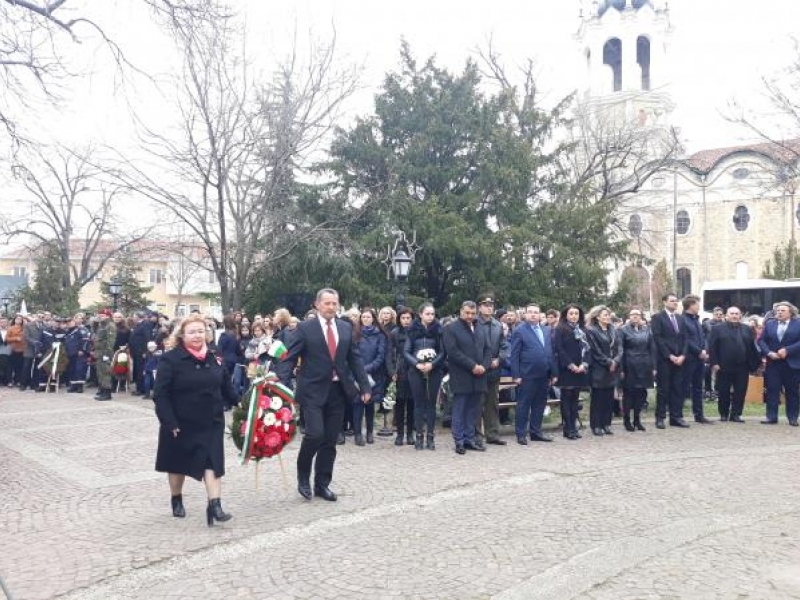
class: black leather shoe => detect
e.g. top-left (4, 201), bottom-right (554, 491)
top-left (337, 432), bottom-right (346, 445)
top-left (530, 433), bottom-right (553, 442)
top-left (354, 434), bottom-right (365, 446)
top-left (602, 427), bottom-right (614, 435)
top-left (394, 434), bottom-right (404, 446)
top-left (516, 437), bottom-right (528, 445)
top-left (565, 432), bottom-right (579, 440)
top-left (297, 479), bottom-right (312, 500)
top-left (486, 438), bottom-right (507, 445)
top-left (790, 420), bottom-right (799, 427)
top-left (730, 416), bottom-right (745, 423)
top-left (694, 416), bottom-right (714, 424)
top-left (759, 419), bottom-right (778, 424)
top-left (669, 419), bottom-right (690, 428)
top-left (455, 443), bottom-right (466, 454)
top-left (592, 427), bottom-right (604, 436)
top-left (171, 494), bottom-right (186, 518)
top-left (464, 440), bottom-right (486, 451)
top-left (314, 486), bottom-right (337, 502)
top-left (656, 418), bottom-right (666, 429)
top-left (720, 415), bottom-right (729, 422)
top-left (366, 432), bottom-right (374, 444)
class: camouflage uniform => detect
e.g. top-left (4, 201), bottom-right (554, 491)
top-left (94, 319), bottom-right (117, 399)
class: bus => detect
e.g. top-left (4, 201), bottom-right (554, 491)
top-left (700, 279), bottom-right (800, 317)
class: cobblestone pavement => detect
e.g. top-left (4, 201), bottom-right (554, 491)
top-left (2, 386), bottom-right (799, 600)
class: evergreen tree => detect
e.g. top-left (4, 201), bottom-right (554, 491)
top-left (763, 240), bottom-right (800, 279)
top-left (27, 243), bottom-right (79, 314)
top-left (99, 249), bottom-right (153, 312)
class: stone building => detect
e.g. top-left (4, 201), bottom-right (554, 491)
top-left (576, 0), bottom-right (799, 312)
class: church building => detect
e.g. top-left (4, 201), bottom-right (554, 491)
top-left (576, 0), bottom-right (799, 312)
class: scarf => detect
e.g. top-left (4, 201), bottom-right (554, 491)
top-left (185, 344), bottom-right (208, 361)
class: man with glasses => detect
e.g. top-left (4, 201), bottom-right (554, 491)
top-left (651, 293), bottom-right (689, 429)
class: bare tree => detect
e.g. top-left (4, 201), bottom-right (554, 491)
top-left (1, 144), bottom-right (150, 292)
top-left (119, 0), bottom-right (359, 312)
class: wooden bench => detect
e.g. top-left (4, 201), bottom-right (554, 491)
top-left (497, 376), bottom-right (562, 410)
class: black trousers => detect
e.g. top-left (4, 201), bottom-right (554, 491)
top-left (395, 393), bottom-right (414, 436)
top-left (590, 387), bottom-right (614, 429)
top-left (716, 367), bottom-right (749, 419)
top-left (560, 387), bottom-right (581, 434)
top-left (297, 382), bottom-right (346, 488)
top-left (656, 360), bottom-right (684, 420)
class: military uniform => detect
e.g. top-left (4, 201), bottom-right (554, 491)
top-left (94, 317), bottom-right (117, 400)
top-left (65, 322), bottom-right (91, 393)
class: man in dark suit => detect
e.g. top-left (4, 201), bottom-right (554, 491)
top-left (758, 301), bottom-right (800, 426)
top-left (283, 288), bottom-right (370, 501)
top-left (650, 292), bottom-right (689, 429)
top-left (443, 300), bottom-right (492, 455)
top-left (682, 295), bottom-right (713, 424)
top-left (509, 304), bottom-right (557, 444)
top-left (708, 306), bottom-right (759, 422)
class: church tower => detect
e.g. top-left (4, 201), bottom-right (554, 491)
top-left (576, 0), bottom-right (674, 129)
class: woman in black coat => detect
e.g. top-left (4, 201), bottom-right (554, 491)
top-left (404, 303), bottom-right (446, 450)
top-left (154, 314), bottom-right (238, 526)
top-left (585, 305), bottom-right (622, 437)
top-left (553, 304), bottom-right (590, 440)
top-left (388, 307), bottom-right (415, 446)
top-left (618, 308), bottom-right (655, 431)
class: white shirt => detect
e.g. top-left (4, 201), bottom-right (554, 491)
top-left (317, 314), bottom-right (340, 346)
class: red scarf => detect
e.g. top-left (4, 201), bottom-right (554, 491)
top-left (185, 344), bottom-right (208, 361)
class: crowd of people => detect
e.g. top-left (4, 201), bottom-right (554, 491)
top-left (6, 288), bottom-right (797, 521)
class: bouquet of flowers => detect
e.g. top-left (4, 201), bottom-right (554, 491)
top-left (382, 381), bottom-right (397, 411)
top-left (416, 348), bottom-right (437, 370)
top-left (230, 369), bottom-right (298, 464)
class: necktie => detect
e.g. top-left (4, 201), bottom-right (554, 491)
top-left (326, 319), bottom-right (337, 360)
top-left (778, 321), bottom-right (787, 342)
top-left (534, 325), bottom-right (544, 346)
top-left (669, 313), bottom-right (678, 333)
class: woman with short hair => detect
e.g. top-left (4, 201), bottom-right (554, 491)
top-left (154, 314), bottom-right (238, 526)
top-left (585, 305), bottom-right (622, 436)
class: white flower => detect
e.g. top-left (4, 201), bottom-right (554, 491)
top-left (270, 397), bottom-right (282, 411)
top-left (284, 423), bottom-right (290, 432)
top-left (416, 349), bottom-right (437, 362)
top-left (264, 412), bottom-right (277, 426)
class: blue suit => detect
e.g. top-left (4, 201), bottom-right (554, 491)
top-left (758, 318), bottom-right (800, 423)
top-left (509, 322), bottom-right (557, 438)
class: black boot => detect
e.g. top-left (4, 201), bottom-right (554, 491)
top-left (406, 433), bottom-right (414, 445)
top-left (206, 498), bottom-right (232, 526)
top-left (366, 429), bottom-right (374, 444)
top-left (75, 384), bottom-right (84, 394)
top-left (414, 434), bottom-right (424, 450)
top-left (171, 494), bottom-right (186, 518)
top-left (623, 396), bottom-right (635, 431)
top-left (394, 433), bottom-right (404, 446)
top-left (634, 396), bottom-right (646, 431)
top-left (425, 434), bottom-right (435, 450)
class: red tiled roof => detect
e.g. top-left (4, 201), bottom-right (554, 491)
top-left (684, 138), bottom-right (800, 173)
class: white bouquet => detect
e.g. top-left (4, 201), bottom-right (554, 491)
top-left (416, 348), bottom-right (437, 363)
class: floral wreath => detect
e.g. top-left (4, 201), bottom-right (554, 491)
top-left (229, 365), bottom-right (298, 464)
top-left (111, 347), bottom-right (132, 379)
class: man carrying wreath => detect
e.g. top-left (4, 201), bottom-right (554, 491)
top-left (282, 288), bottom-right (370, 502)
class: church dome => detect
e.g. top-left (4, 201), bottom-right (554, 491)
top-left (597, 0), bottom-right (652, 17)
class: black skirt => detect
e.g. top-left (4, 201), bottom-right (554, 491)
top-left (155, 418), bottom-right (225, 481)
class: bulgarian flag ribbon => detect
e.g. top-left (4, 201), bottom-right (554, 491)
top-left (267, 340), bottom-right (288, 361)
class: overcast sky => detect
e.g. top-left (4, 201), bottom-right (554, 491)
top-left (44, 0), bottom-right (800, 157)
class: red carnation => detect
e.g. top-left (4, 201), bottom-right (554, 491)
top-left (258, 395), bottom-right (271, 410)
top-left (264, 431), bottom-right (282, 448)
top-left (276, 407), bottom-right (293, 423)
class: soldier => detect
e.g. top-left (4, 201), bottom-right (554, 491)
top-left (94, 309), bottom-right (117, 401)
top-left (36, 316), bottom-right (57, 392)
top-left (65, 314), bottom-right (91, 393)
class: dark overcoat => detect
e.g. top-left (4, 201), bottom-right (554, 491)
top-left (553, 323), bottom-right (590, 388)
top-left (618, 322), bottom-right (656, 389)
top-left (442, 318), bottom-right (491, 395)
top-left (585, 324), bottom-right (622, 389)
top-left (154, 345), bottom-right (238, 480)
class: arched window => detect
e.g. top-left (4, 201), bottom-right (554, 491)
top-left (733, 205), bottom-right (750, 231)
top-left (637, 36), bottom-right (651, 91)
top-left (628, 214), bottom-right (643, 237)
top-left (675, 210), bottom-right (690, 234)
top-left (603, 38), bottom-right (622, 92)
top-left (676, 268), bottom-right (691, 298)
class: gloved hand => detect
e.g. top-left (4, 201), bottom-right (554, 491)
top-left (102, 356), bottom-right (110, 363)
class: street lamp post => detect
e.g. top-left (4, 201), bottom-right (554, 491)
top-left (108, 277), bottom-right (122, 311)
top-left (391, 248), bottom-right (412, 310)
top-left (0, 295), bottom-right (9, 317)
